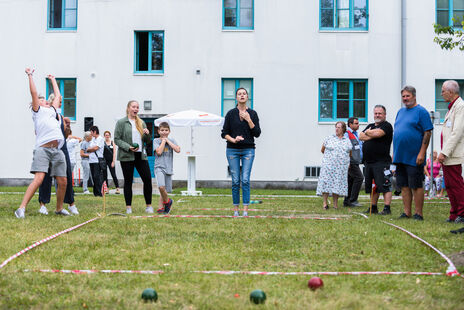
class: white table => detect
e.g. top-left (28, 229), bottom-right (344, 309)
top-left (181, 154), bottom-right (202, 196)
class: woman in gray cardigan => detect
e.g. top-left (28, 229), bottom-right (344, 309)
top-left (114, 100), bottom-right (153, 214)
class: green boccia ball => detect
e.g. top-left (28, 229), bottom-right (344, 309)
top-left (132, 143), bottom-right (139, 149)
top-left (141, 288), bottom-right (158, 302)
top-left (250, 289), bottom-right (266, 304)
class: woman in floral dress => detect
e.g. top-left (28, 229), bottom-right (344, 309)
top-left (317, 121), bottom-right (352, 209)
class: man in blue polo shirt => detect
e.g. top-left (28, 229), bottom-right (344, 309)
top-left (393, 86), bottom-right (433, 220)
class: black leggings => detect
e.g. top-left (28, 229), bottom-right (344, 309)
top-left (120, 152), bottom-right (152, 206)
top-left (104, 157), bottom-right (120, 188)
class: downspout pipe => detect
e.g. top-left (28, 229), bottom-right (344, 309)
top-left (401, 0), bottom-right (406, 91)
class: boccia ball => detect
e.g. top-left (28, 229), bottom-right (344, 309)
top-left (141, 288), bottom-right (158, 302)
top-left (308, 277), bottom-right (324, 290)
top-left (250, 289), bottom-right (266, 304)
top-left (132, 143), bottom-right (139, 149)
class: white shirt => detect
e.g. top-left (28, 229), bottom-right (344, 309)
top-left (129, 119), bottom-right (143, 153)
top-left (89, 135), bottom-right (105, 163)
top-left (32, 107), bottom-right (64, 149)
top-left (67, 138), bottom-right (80, 164)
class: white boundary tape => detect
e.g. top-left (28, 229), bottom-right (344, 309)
top-left (351, 212), bottom-right (369, 219)
top-left (178, 207), bottom-right (353, 216)
top-left (22, 269), bottom-right (445, 277)
top-left (132, 214), bottom-right (344, 220)
top-left (382, 221), bottom-right (460, 277)
top-left (0, 217), bottom-right (100, 270)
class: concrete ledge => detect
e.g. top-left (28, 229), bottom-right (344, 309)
top-left (0, 179), bottom-right (319, 190)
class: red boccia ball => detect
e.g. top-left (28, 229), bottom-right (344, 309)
top-left (308, 277), bottom-right (324, 290)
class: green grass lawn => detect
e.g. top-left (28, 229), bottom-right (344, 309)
top-left (0, 187), bottom-right (463, 309)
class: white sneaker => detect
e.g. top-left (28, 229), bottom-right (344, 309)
top-left (145, 206), bottom-right (154, 214)
top-left (243, 211), bottom-right (248, 217)
top-left (234, 211), bottom-right (240, 217)
top-left (39, 205), bottom-right (49, 215)
top-left (15, 208), bottom-right (25, 219)
top-left (83, 190), bottom-right (91, 194)
top-left (68, 205), bottom-right (79, 215)
top-left (126, 207), bottom-right (132, 214)
top-left (55, 209), bottom-right (71, 216)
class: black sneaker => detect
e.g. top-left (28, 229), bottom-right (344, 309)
top-left (398, 213), bottom-right (411, 219)
top-left (379, 207), bottom-right (391, 215)
top-left (413, 213), bottom-right (424, 221)
top-left (446, 218), bottom-right (454, 223)
top-left (364, 206), bottom-right (378, 214)
top-left (455, 216), bottom-right (464, 223)
top-left (164, 199), bottom-right (173, 214)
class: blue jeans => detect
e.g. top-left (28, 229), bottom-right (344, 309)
top-left (226, 148), bottom-right (255, 206)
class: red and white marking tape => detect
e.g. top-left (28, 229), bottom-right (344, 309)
top-left (0, 217), bottom-right (100, 270)
top-left (24, 269), bottom-right (163, 275)
top-left (382, 221), bottom-right (460, 277)
top-left (194, 270), bottom-right (445, 276)
top-left (22, 269), bottom-right (445, 277)
top-left (132, 214), bottom-right (344, 220)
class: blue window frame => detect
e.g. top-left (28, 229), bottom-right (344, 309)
top-left (319, 79), bottom-right (367, 122)
top-left (223, 0), bottom-right (254, 30)
top-left (221, 78), bottom-right (253, 116)
top-left (435, 79), bottom-right (464, 122)
top-left (320, 0), bottom-right (368, 30)
top-left (437, 0), bottom-right (464, 28)
top-left (48, 0), bottom-right (77, 30)
top-left (46, 78), bottom-right (77, 121)
top-left (134, 31), bottom-right (164, 73)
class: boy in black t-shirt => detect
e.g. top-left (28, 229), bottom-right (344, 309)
top-left (359, 105), bottom-right (393, 215)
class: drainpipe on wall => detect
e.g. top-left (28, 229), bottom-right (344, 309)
top-left (401, 0), bottom-right (406, 93)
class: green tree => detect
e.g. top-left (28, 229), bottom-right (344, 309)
top-left (434, 19), bottom-right (464, 51)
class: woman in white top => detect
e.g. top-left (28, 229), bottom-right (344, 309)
top-left (114, 100), bottom-right (153, 214)
top-left (15, 69), bottom-right (68, 218)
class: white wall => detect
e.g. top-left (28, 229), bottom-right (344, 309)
top-left (0, 0), bottom-right (457, 181)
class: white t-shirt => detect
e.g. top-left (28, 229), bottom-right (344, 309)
top-left (129, 119), bottom-right (143, 153)
top-left (89, 135), bottom-right (105, 163)
top-left (67, 138), bottom-right (80, 164)
top-left (32, 107), bottom-right (64, 149)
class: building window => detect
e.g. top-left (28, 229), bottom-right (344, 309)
top-left (435, 79), bottom-right (464, 122)
top-left (47, 78), bottom-right (77, 121)
top-left (319, 79), bottom-right (367, 122)
top-left (223, 0), bottom-right (254, 30)
top-left (320, 0), bottom-right (368, 30)
top-left (221, 78), bottom-right (253, 116)
top-left (135, 31), bottom-right (164, 73)
top-left (437, 0), bottom-right (464, 27)
top-left (48, 0), bottom-right (77, 30)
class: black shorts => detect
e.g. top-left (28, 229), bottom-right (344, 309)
top-left (364, 162), bottom-right (392, 194)
top-left (395, 163), bottom-right (424, 189)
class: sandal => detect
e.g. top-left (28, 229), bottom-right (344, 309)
top-left (323, 205), bottom-right (329, 210)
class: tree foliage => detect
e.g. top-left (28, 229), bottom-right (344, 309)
top-left (433, 20), bottom-right (464, 51)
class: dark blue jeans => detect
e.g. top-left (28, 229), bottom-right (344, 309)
top-left (226, 148), bottom-right (255, 206)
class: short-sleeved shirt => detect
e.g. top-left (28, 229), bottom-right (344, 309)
top-left (89, 136), bottom-right (105, 163)
top-left (362, 121), bottom-right (393, 164)
top-left (154, 137), bottom-right (178, 175)
top-left (67, 138), bottom-right (80, 164)
top-left (393, 105), bottom-right (433, 167)
top-left (32, 106), bottom-right (64, 149)
top-left (80, 140), bottom-right (91, 161)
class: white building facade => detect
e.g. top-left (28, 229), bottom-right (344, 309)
top-left (1, 0), bottom-right (463, 184)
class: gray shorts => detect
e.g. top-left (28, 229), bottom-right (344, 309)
top-left (154, 168), bottom-right (172, 193)
top-left (30, 146), bottom-right (67, 177)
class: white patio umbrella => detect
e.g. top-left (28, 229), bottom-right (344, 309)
top-left (154, 110), bottom-right (224, 196)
